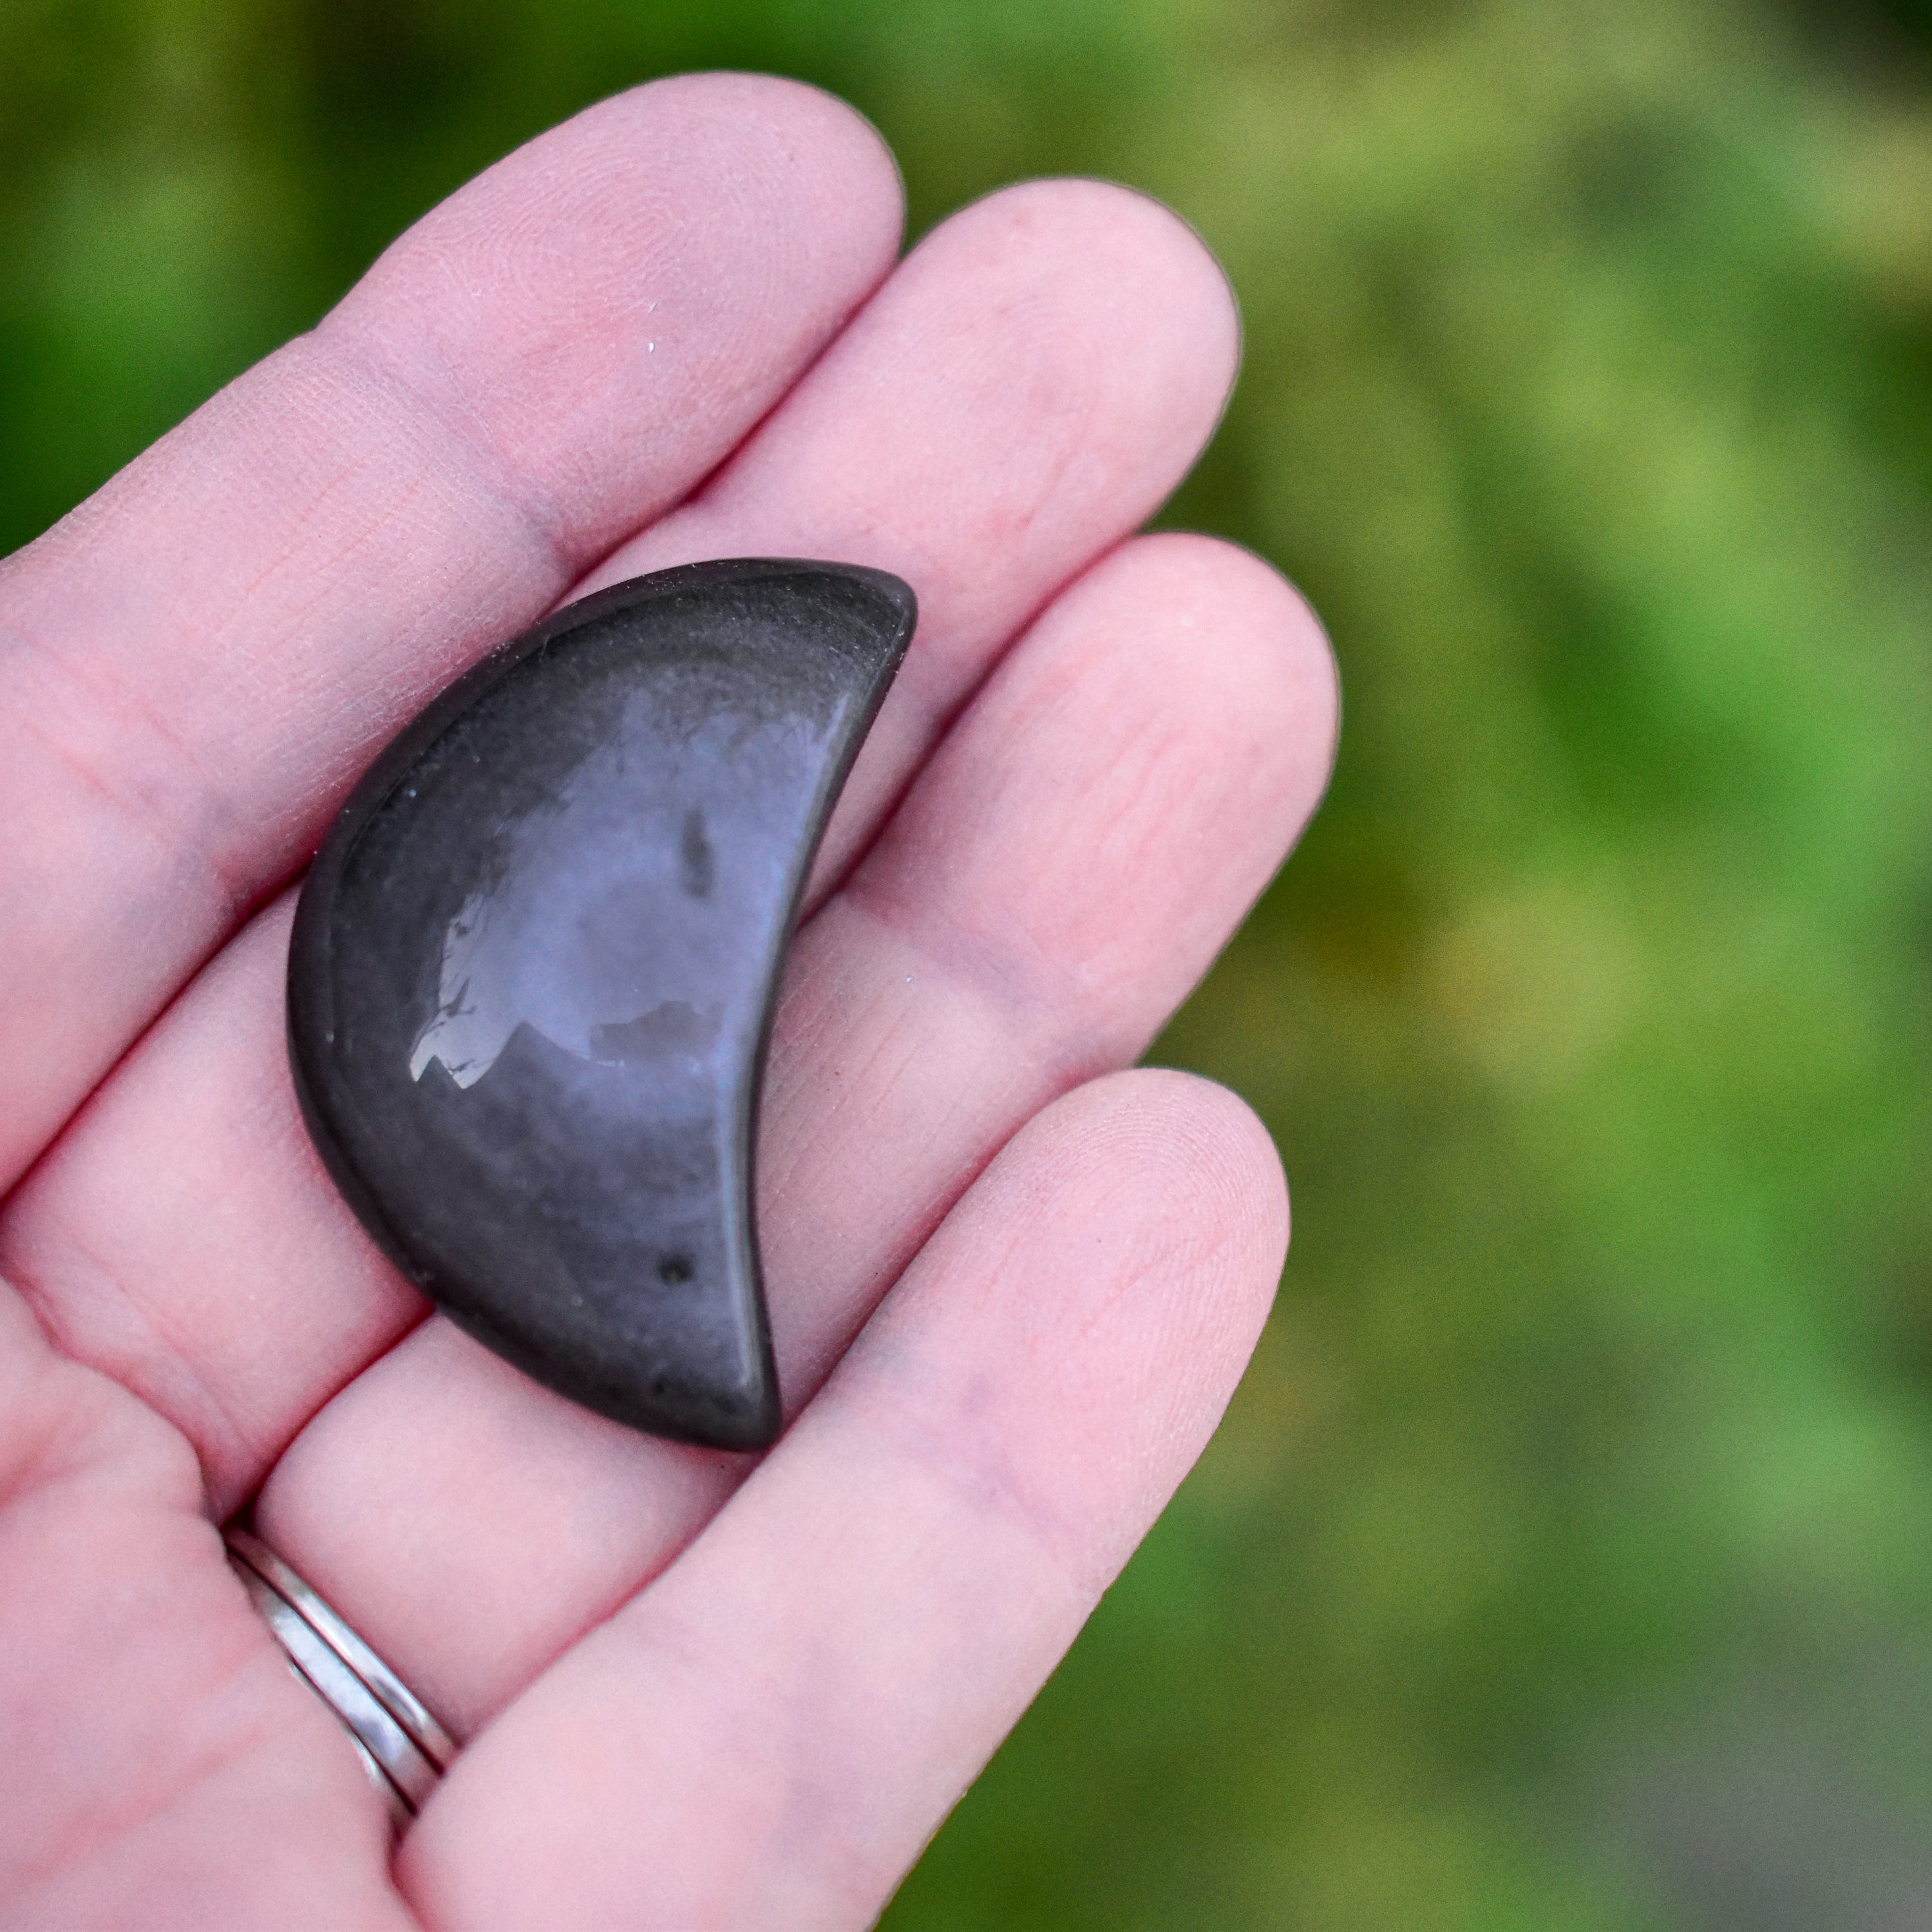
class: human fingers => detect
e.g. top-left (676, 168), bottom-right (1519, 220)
top-left (253, 535), bottom-right (1333, 1732)
top-left (400, 1069), bottom-right (1287, 1932)
top-left (3, 180), bottom-right (1248, 1514)
top-left (0, 72), bottom-right (902, 1190)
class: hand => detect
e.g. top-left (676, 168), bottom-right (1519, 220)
top-left (0, 75), bottom-right (1335, 1929)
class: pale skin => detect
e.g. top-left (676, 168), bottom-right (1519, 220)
top-left (0, 74), bottom-right (1337, 1930)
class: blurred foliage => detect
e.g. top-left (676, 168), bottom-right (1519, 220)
top-left (8, 0), bottom-right (1932, 1925)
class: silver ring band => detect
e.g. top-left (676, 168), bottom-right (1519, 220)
top-left (223, 1525), bottom-right (457, 1826)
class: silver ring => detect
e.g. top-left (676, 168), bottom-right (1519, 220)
top-left (223, 1525), bottom-right (457, 1826)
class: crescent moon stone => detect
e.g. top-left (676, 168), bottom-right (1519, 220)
top-left (287, 560), bottom-right (916, 1451)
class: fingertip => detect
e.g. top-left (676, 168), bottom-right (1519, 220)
top-left (961, 176), bottom-right (1239, 371)
top-left (909, 175), bottom-right (1240, 448)
top-left (620, 72), bottom-right (908, 274)
top-left (1113, 528), bottom-right (1341, 810)
top-left (319, 71), bottom-right (909, 565)
top-left (965, 529), bottom-right (1337, 908)
top-left (1061, 1063), bottom-right (1290, 1289)
top-left (421, 71), bottom-right (907, 269)
top-left (980, 1068), bottom-right (1289, 1396)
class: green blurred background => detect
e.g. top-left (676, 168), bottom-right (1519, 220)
top-left (8, 0), bottom-right (1932, 1924)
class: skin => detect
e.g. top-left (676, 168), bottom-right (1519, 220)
top-left (0, 73), bottom-right (1337, 1931)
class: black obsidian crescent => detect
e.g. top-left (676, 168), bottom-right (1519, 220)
top-left (287, 560), bottom-right (916, 1452)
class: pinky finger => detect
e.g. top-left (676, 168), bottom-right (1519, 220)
top-left (400, 1068), bottom-right (1287, 1931)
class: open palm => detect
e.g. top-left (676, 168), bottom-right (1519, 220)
top-left (0, 76), bottom-right (1335, 1929)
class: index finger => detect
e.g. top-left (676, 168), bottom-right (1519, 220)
top-left (0, 73), bottom-right (902, 1190)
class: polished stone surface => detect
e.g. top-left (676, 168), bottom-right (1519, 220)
top-left (288, 560), bottom-right (916, 1450)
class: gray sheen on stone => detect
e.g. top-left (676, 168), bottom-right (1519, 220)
top-left (287, 560), bottom-right (916, 1450)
